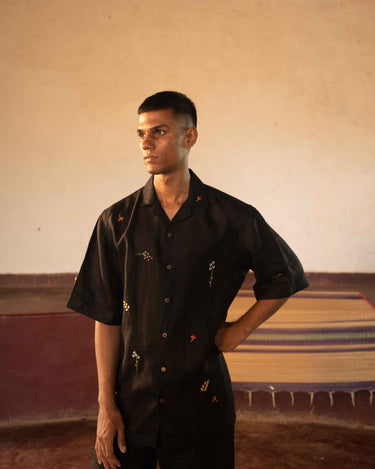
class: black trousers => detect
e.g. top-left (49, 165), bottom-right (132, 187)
top-left (91, 431), bottom-right (234, 469)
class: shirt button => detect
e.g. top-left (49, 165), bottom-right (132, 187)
top-left (164, 297), bottom-right (170, 304)
top-left (167, 232), bottom-right (173, 238)
top-left (161, 366), bottom-right (167, 373)
top-left (162, 332), bottom-right (168, 338)
top-left (166, 264), bottom-right (172, 270)
top-left (159, 398), bottom-right (165, 404)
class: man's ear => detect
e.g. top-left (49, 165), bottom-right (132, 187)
top-left (185, 127), bottom-right (198, 148)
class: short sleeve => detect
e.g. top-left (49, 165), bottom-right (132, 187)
top-left (241, 207), bottom-right (309, 300)
top-left (66, 213), bottom-right (123, 325)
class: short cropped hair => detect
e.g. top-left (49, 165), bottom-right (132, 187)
top-left (138, 91), bottom-right (197, 127)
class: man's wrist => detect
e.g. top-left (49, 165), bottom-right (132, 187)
top-left (98, 390), bottom-right (117, 408)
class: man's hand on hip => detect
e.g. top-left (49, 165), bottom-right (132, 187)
top-left (214, 298), bottom-right (288, 353)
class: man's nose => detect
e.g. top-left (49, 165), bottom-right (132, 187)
top-left (141, 134), bottom-right (154, 151)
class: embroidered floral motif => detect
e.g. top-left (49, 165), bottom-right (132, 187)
top-left (132, 351), bottom-right (140, 371)
top-left (212, 395), bottom-right (218, 403)
top-left (136, 250), bottom-right (153, 261)
top-left (118, 214), bottom-right (124, 221)
top-left (190, 334), bottom-right (197, 343)
top-left (123, 300), bottom-right (130, 312)
top-left (272, 273), bottom-right (283, 280)
top-left (201, 379), bottom-right (210, 392)
top-left (195, 196), bottom-right (202, 202)
top-left (208, 261), bottom-right (216, 288)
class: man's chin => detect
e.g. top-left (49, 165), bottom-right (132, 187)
top-left (144, 164), bottom-right (167, 176)
top-left (144, 163), bottom-right (183, 177)
top-left (145, 167), bottom-right (161, 175)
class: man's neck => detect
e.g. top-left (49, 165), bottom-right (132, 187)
top-left (153, 169), bottom-right (191, 219)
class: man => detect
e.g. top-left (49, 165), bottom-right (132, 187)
top-left (67, 91), bottom-right (308, 469)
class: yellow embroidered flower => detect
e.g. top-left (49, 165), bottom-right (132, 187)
top-left (201, 379), bottom-right (210, 392)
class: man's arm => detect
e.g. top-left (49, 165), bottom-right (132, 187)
top-left (94, 321), bottom-right (126, 469)
top-left (214, 298), bottom-right (288, 352)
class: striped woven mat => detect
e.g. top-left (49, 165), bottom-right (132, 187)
top-left (225, 290), bottom-right (375, 393)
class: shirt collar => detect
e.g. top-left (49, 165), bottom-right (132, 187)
top-left (140, 169), bottom-right (208, 208)
top-left (140, 174), bottom-right (155, 206)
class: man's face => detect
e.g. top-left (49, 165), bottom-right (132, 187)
top-left (137, 109), bottom-right (192, 175)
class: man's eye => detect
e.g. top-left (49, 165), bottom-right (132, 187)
top-left (155, 130), bottom-right (165, 135)
top-left (138, 133), bottom-right (145, 138)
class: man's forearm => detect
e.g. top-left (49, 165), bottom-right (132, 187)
top-left (236, 297), bottom-right (287, 336)
top-left (95, 321), bottom-right (121, 406)
top-left (215, 298), bottom-right (288, 352)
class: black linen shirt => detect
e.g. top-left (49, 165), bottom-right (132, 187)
top-left (67, 170), bottom-right (308, 449)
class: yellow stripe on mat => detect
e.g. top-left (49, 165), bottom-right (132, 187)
top-left (225, 351), bottom-right (375, 384)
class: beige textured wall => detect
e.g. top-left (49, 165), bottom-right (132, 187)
top-left (1, 0), bottom-right (374, 273)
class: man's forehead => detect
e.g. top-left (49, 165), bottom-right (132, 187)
top-left (137, 109), bottom-right (190, 129)
top-left (138, 109), bottom-right (175, 127)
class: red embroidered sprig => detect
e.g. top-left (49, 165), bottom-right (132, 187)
top-left (190, 334), bottom-right (197, 343)
top-left (272, 273), bottom-right (283, 280)
top-left (118, 214), bottom-right (124, 221)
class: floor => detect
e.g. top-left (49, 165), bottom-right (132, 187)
top-left (1, 413), bottom-right (375, 469)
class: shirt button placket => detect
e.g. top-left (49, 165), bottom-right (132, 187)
top-left (160, 229), bottom-right (173, 408)
top-left (164, 230), bottom-right (173, 305)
